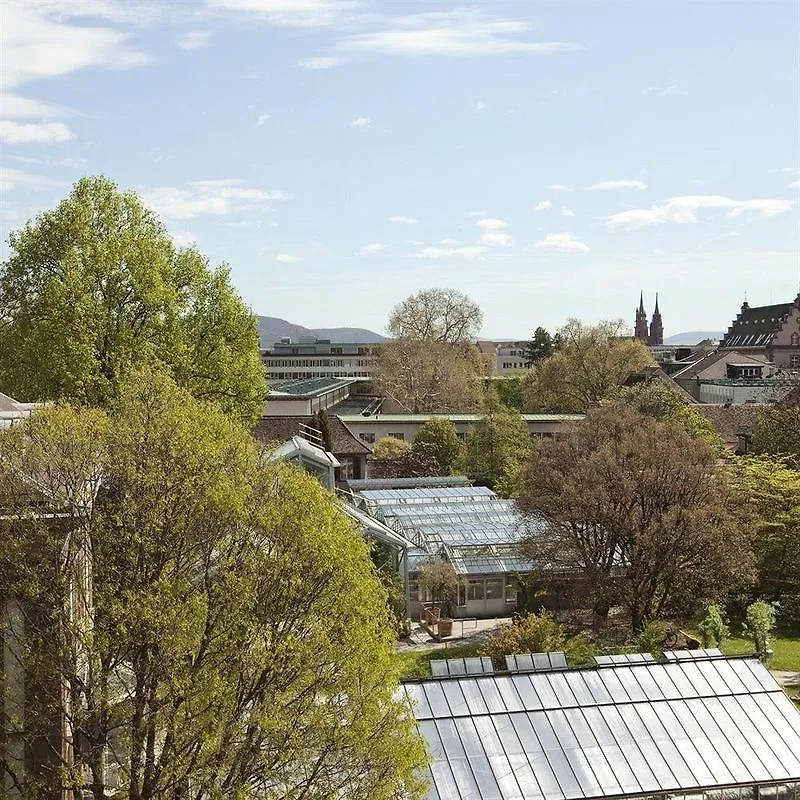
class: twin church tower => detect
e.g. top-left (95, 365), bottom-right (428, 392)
top-left (634, 291), bottom-right (664, 346)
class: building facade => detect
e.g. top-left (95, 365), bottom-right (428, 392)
top-left (262, 336), bottom-right (379, 384)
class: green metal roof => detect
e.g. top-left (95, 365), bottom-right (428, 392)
top-left (268, 377), bottom-right (356, 398)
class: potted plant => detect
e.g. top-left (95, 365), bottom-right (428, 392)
top-left (419, 561), bottom-right (458, 639)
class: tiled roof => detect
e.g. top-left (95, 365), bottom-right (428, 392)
top-left (253, 415), bottom-right (371, 455)
top-left (720, 301), bottom-right (796, 349)
top-left (693, 403), bottom-right (765, 447)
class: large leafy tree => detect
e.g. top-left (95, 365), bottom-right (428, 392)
top-left (387, 287), bottom-right (482, 344)
top-left (0, 176), bottom-right (266, 423)
top-left (518, 405), bottom-right (753, 631)
top-left (0, 369), bottom-right (426, 799)
top-left (751, 406), bottom-right (800, 468)
top-left (524, 319), bottom-right (654, 413)
top-left (413, 416), bottom-right (463, 475)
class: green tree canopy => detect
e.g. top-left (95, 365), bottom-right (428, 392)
top-left (751, 406), bottom-right (800, 468)
top-left (524, 319), bottom-right (654, 413)
top-left (524, 326), bottom-right (554, 365)
top-left (0, 368), bottom-right (426, 799)
top-left (413, 416), bottom-right (463, 475)
top-left (0, 176), bottom-right (266, 423)
top-left (372, 435), bottom-right (412, 460)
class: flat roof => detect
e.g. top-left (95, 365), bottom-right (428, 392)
top-left (338, 413), bottom-right (584, 423)
top-left (268, 377), bottom-right (356, 398)
top-left (402, 654), bottom-right (800, 800)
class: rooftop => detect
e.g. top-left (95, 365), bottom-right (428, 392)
top-left (338, 413), bottom-right (585, 423)
top-left (402, 652), bottom-right (800, 800)
top-left (721, 298), bottom-right (798, 349)
top-left (268, 377), bottom-right (356, 398)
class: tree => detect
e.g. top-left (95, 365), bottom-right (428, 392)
top-left (418, 561), bottom-right (459, 618)
top-left (375, 338), bottom-right (486, 413)
top-left (745, 600), bottom-right (777, 661)
top-left (312, 408), bottom-right (334, 452)
top-left (518, 405), bottom-right (753, 631)
top-left (494, 375), bottom-right (525, 410)
top-left (751, 406), bottom-right (800, 468)
top-left (372, 436), bottom-right (412, 460)
top-left (696, 601), bottom-right (731, 648)
top-left (0, 369), bottom-right (426, 799)
top-left (413, 417), bottom-right (463, 475)
top-left (524, 319), bottom-right (654, 413)
top-left (619, 379), bottom-right (723, 452)
top-left (464, 389), bottom-right (533, 495)
top-left (0, 176), bottom-right (266, 423)
top-left (524, 326), bottom-right (553, 365)
top-left (387, 288), bottom-right (482, 344)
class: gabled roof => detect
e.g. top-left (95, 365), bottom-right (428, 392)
top-left (403, 654), bottom-right (800, 800)
top-left (693, 403), bottom-right (766, 447)
top-left (721, 300), bottom-right (797, 349)
top-left (253, 415), bottom-right (371, 455)
top-left (670, 350), bottom-right (768, 380)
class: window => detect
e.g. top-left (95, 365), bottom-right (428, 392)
top-left (791, 354), bottom-right (800, 368)
top-left (338, 458), bottom-right (354, 480)
top-left (388, 432), bottom-right (405, 440)
top-left (792, 332), bottom-right (799, 347)
top-left (485, 579), bottom-right (503, 599)
top-left (359, 432), bottom-right (376, 444)
top-left (466, 580), bottom-right (484, 601)
top-left (505, 577), bottom-right (517, 602)
top-left (408, 579), bottom-right (419, 603)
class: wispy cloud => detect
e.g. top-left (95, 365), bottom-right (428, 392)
top-left (175, 30), bottom-right (211, 49)
top-left (256, 112), bottom-right (271, 126)
top-left (535, 232), bottom-right (590, 253)
top-left (467, 210), bottom-right (487, 217)
top-left (389, 215), bottom-right (419, 224)
top-left (476, 217), bottom-right (513, 247)
top-left (172, 231), bottom-right (197, 247)
top-left (0, 92), bottom-right (66, 119)
top-left (143, 180), bottom-right (287, 220)
top-left (415, 245), bottom-right (487, 260)
top-left (474, 101), bottom-right (488, 112)
top-left (642, 83), bottom-right (687, 96)
top-left (298, 55), bottom-right (344, 69)
top-left (339, 9), bottom-right (584, 58)
top-left (534, 200), bottom-right (553, 211)
top-left (588, 179), bottom-right (647, 191)
top-left (561, 207), bottom-right (575, 217)
top-left (276, 253), bottom-right (298, 262)
top-left (0, 166), bottom-right (60, 191)
top-left (547, 184), bottom-right (572, 191)
top-left (207, 0), bottom-right (356, 28)
top-left (359, 242), bottom-right (385, 255)
top-left (790, 180), bottom-right (800, 189)
top-left (0, 120), bottom-right (74, 144)
top-left (350, 116), bottom-right (372, 128)
top-left (608, 195), bottom-right (793, 231)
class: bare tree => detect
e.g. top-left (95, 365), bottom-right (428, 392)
top-left (387, 288), bottom-right (482, 344)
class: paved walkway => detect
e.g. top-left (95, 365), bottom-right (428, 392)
top-left (397, 617), bottom-right (512, 653)
top-left (772, 669), bottom-right (800, 689)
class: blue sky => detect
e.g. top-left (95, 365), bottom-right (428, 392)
top-left (1, 0), bottom-right (798, 338)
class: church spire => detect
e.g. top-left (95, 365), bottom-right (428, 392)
top-left (653, 292), bottom-right (660, 317)
top-left (638, 290), bottom-right (646, 315)
top-left (635, 291), bottom-right (649, 341)
top-left (649, 293), bottom-right (663, 345)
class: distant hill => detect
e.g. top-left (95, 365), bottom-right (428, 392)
top-left (257, 316), bottom-right (385, 348)
top-left (665, 331), bottom-right (724, 345)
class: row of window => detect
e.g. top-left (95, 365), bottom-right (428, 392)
top-left (409, 575), bottom-right (517, 604)
top-left (269, 372), bottom-right (373, 379)
top-left (264, 359), bottom-right (375, 368)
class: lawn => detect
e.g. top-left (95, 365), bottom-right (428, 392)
top-left (719, 633), bottom-right (800, 673)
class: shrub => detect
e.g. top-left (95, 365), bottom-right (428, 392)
top-left (480, 612), bottom-right (566, 669)
top-left (745, 599), bottom-right (778, 660)
top-left (696, 601), bottom-right (731, 648)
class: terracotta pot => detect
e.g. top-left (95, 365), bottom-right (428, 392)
top-left (438, 618), bottom-right (453, 638)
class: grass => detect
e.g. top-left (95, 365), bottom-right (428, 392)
top-left (719, 633), bottom-right (800, 673)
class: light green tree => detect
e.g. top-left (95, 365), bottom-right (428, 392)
top-left (696, 601), bottom-right (731, 648)
top-left (745, 600), bottom-right (777, 661)
top-left (751, 406), bottom-right (800, 468)
top-left (0, 176), bottom-right (266, 423)
top-left (413, 416), bottom-right (463, 475)
top-left (372, 435), bottom-right (412, 460)
top-left (0, 368), bottom-right (427, 799)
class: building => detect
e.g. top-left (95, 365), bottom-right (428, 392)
top-left (345, 477), bottom-right (537, 620)
top-left (264, 377), bottom-right (361, 416)
top-left (634, 292), bottom-right (664, 346)
top-left (338, 412), bottom-right (584, 446)
top-left (261, 336), bottom-right (379, 388)
top-left (403, 649), bottom-right (800, 800)
top-left (477, 341), bottom-right (531, 374)
top-left (720, 295), bottom-right (800, 369)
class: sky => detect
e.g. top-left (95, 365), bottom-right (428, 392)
top-left (1, 0), bottom-right (799, 339)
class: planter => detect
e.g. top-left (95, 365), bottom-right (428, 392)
top-left (425, 607), bottom-right (441, 625)
top-left (437, 618), bottom-right (453, 638)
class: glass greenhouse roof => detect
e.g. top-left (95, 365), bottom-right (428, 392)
top-left (401, 655), bottom-right (800, 800)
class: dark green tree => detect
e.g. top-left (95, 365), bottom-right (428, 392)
top-left (751, 406), bottom-right (800, 468)
top-left (313, 409), bottom-right (334, 452)
top-left (413, 416), bottom-right (463, 475)
top-left (524, 326), bottom-right (554, 365)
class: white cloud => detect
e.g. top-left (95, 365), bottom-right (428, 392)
top-left (474, 101), bottom-right (488, 112)
top-left (642, 83), bottom-right (687, 97)
top-left (175, 30), bottom-right (211, 49)
top-left (0, 120), bottom-right (74, 144)
top-left (359, 242), bottom-right (385, 255)
top-left (350, 116), bottom-right (372, 128)
top-left (477, 217), bottom-right (513, 247)
top-left (607, 195), bottom-right (794, 231)
top-left (207, 0), bottom-right (355, 27)
top-left (172, 231), bottom-right (197, 247)
top-left (0, 166), bottom-right (59, 191)
top-left (0, 92), bottom-right (65, 119)
top-left (298, 55), bottom-right (344, 69)
top-left (416, 245), bottom-right (487, 260)
top-left (276, 253), bottom-right (298, 262)
top-left (476, 217), bottom-right (508, 231)
top-left (467, 210), bottom-right (487, 217)
top-left (257, 112), bottom-right (271, 126)
top-left (440, 238), bottom-right (459, 244)
top-left (534, 200), bottom-right (553, 211)
top-left (790, 180), bottom-right (800, 189)
top-left (339, 9), bottom-right (583, 58)
top-left (547, 184), bottom-right (572, 191)
top-left (561, 207), bottom-right (575, 217)
top-left (588, 179), bottom-right (648, 191)
top-left (535, 232), bottom-right (590, 253)
top-left (143, 180), bottom-right (287, 220)
top-left (389, 215), bottom-right (419, 224)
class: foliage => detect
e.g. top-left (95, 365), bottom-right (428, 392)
top-left (696, 601), bottom-right (731, 648)
top-left (372, 435), bottom-right (412, 460)
top-left (0, 176), bottom-right (266, 424)
top-left (311, 408), bottom-right (334, 451)
top-left (480, 612), bottom-right (566, 668)
top-left (0, 368), bottom-right (426, 799)
top-left (418, 561), bottom-right (459, 618)
top-left (524, 326), bottom-right (554, 365)
top-left (745, 600), bottom-right (778, 659)
top-left (751, 406), bottom-right (800, 468)
top-left (375, 338), bottom-right (486, 413)
top-left (524, 319), bottom-right (654, 413)
top-left (494, 375), bottom-right (525, 410)
top-left (731, 457), bottom-right (800, 603)
top-left (519, 405), bottom-right (754, 631)
top-left (633, 620), bottom-right (669, 655)
top-left (464, 388), bottom-right (533, 495)
top-left (413, 416), bottom-right (464, 475)
top-left (619, 379), bottom-right (723, 452)
top-left (387, 287), bottom-right (482, 344)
